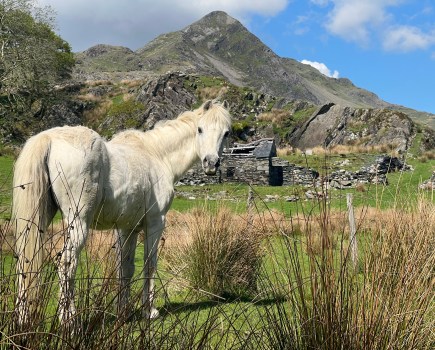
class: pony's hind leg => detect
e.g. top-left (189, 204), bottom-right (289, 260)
top-left (48, 136), bottom-right (107, 324)
top-left (115, 228), bottom-right (139, 318)
top-left (52, 176), bottom-right (99, 324)
top-left (56, 214), bottom-right (89, 324)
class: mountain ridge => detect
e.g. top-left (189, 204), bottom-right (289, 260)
top-left (73, 11), bottom-right (434, 128)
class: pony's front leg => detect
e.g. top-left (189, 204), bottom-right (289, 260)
top-left (143, 215), bottom-right (164, 319)
top-left (115, 229), bottom-right (138, 318)
top-left (56, 221), bottom-right (87, 324)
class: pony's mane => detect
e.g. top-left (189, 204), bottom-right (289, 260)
top-left (110, 101), bottom-right (231, 158)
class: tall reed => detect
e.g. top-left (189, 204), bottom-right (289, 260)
top-left (255, 195), bottom-right (434, 349)
top-left (0, 189), bottom-right (433, 348)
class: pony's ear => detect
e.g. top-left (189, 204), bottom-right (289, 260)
top-left (203, 100), bottom-right (213, 111)
top-left (222, 100), bottom-right (229, 109)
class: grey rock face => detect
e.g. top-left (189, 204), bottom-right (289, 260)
top-left (288, 103), bottom-right (415, 152)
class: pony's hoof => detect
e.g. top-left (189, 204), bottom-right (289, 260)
top-left (145, 307), bottom-right (159, 319)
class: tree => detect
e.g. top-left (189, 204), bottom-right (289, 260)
top-left (0, 0), bottom-right (74, 111)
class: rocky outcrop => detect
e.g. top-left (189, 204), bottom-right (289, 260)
top-left (420, 127), bottom-right (435, 151)
top-left (91, 72), bottom-right (197, 136)
top-left (2, 67), bottom-right (432, 157)
top-left (135, 72), bottom-right (197, 129)
top-left (41, 101), bottom-right (84, 129)
top-left (287, 104), bottom-right (415, 152)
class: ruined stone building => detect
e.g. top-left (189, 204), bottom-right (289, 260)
top-left (178, 139), bottom-right (319, 186)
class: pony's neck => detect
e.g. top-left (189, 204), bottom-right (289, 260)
top-left (161, 130), bottom-right (199, 184)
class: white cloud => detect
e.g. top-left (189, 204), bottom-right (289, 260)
top-left (36, 0), bottom-right (289, 51)
top-left (383, 26), bottom-right (435, 52)
top-left (322, 0), bottom-right (435, 53)
top-left (301, 59), bottom-right (339, 78)
top-left (325, 0), bottom-right (393, 45)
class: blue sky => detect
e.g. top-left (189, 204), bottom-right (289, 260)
top-left (37, 0), bottom-right (435, 116)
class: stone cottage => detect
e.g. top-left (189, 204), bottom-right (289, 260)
top-left (178, 139), bottom-right (319, 186)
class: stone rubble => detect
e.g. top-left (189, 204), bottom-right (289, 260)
top-left (179, 146), bottom-right (413, 191)
top-left (325, 155), bottom-right (413, 189)
top-left (419, 171), bottom-right (435, 190)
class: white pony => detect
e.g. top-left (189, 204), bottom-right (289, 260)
top-left (12, 100), bottom-right (231, 323)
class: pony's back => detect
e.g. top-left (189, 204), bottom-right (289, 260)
top-left (13, 126), bottom-right (106, 322)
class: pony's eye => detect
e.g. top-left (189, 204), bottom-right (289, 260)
top-left (224, 131), bottom-right (229, 138)
top-left (198, 127), bottom-right (203, 134)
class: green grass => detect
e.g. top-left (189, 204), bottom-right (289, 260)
top-left (0, 156), bottom-right (14, 219)
top-left (292, 106), bottom-right (317, 122)
top-left (173, 152), bottom-right (434, 213)
top-left (1, 152), bottom-right (434, 347)
top-left (1, 198), bottom-right (434, 347)
top-left (2, 153), bottom-right (434, 217)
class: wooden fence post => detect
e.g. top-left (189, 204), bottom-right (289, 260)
top-left (247, 187), bottom-right (254, 225)
top-left (347, 193), bottom-right (358, 268)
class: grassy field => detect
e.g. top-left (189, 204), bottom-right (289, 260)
top-left (1, 152), bottom-right (434, 216)
top-left (0, 153), bottom-right (434, 348)
top-left (172, 151), bottom-right (435, 213)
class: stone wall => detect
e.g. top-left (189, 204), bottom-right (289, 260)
top-left (177, 157), bottom-right (274, 185)
top-left (177, 154), bottom-right (411, 189)
top-left (178, 155), bottom-right (319, 186)
top-left (271, 157), bottom-right (319, 186)
top-left (221, 156), bottom-right (273, 185)
top-left (326, 169), bottom-right (387, 189)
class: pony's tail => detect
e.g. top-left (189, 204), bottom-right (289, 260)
top-left (12, 133), bottom-right (53, 321)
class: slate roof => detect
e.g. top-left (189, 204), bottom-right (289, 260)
top-left (225, 138), bottom-right (276, 158)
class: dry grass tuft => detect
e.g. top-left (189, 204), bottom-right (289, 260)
top-left (419, 150), bottom-right (435, 162)
top-left (85, 80), bottom-right (113, 87)
top-left (77, 93), bottom-right (103, 102)
top-left (198, 86), bottom-right (228, 101)
top-left (83, 100), bottom-right (112, 124)
top-left (119, 79), bottom-right (144, 88)
top-left (276, 147), bottom-right (294, 157)
top-left (355, 182), bottom-right (367, 192)
top-left (162, 206), bottom-right (264, 298)
top-left (257, 109), bottom-right (290, 124)
top-left (260, 199), bottom-right (435, 349)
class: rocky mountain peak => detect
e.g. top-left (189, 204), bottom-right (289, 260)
top-left (72, 11), bottom-right (434, 128)
top-left (182, 11), bottom-right (270, 55)
top-left (185, 10), bottom-right (238, 30)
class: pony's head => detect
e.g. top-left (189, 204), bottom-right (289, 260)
top-left (196, 100), bottom-right (232, 175)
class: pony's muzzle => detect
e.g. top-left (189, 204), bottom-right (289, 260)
top-left (203, 156), bottom-right (220, 175)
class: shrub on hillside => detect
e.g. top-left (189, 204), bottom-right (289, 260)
top-left (107, 99), bottom-right (145, 118)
